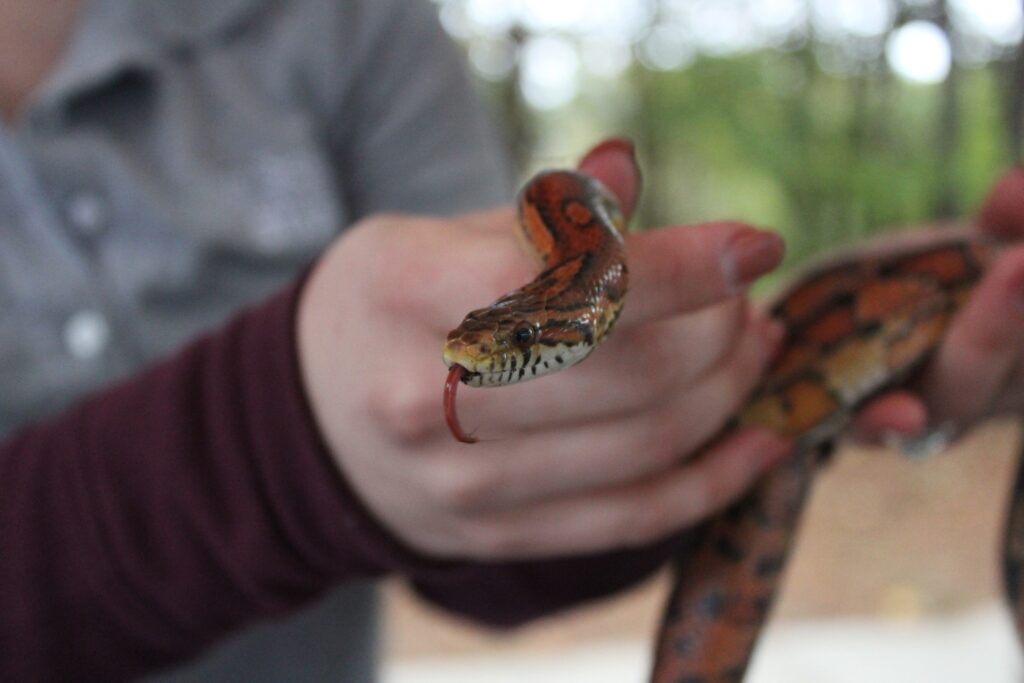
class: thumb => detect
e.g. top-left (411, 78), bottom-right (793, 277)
top-left (577, 138), bottom-right (642, 222)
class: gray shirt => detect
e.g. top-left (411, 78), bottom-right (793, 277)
top-left (0, 0), bottom-right (510, 679)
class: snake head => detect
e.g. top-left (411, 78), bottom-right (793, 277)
top-left (442, 290), bottom-right (608, 444)
top-left (441, 161), bottom-right (631, 445)
top-left (442, 301), bottom-right (593, 388)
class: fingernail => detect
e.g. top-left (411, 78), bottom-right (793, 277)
top-left (579, 137), bottom-right (636, 170)
top-left (724, 228), bottom-right (785, 291)
top-left (883, 423), bottom-right (957, 459)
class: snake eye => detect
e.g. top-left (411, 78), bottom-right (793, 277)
top-left (512, 322), bottom-right (538, 350)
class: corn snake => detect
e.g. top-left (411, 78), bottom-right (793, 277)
top-left (441, 142), bottom-right (1023, 681)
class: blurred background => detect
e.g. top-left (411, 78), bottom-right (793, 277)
top-left (385, 1), bottom-right (1024, 681)
top-left (438, 0), bottom-right (1020, 265)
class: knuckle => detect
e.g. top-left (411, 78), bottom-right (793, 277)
top-left (368, 379), bottom-right (439, 444)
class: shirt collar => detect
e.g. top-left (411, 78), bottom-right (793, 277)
top-left (31, 0), bottom-right (266, 117)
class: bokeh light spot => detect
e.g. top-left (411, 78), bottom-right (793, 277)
top-left (885, 21), bottom-right (952, 85)
top-left (519, 36), bottom-right (580, 110)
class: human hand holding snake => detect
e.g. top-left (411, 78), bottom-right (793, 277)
top-left (855, 168), bottom-right (1024, 441)
top-left (296, 139), bottom-right (789, 560)
top-left (438, 141), bottom-right (1024, 680)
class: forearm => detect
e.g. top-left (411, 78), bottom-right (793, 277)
top-left (0, 281), bottom-right (388, 681)
top-left (1, 272), bottom-right (680, 681)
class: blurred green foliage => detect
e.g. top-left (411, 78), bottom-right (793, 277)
top-left (442, 1), bottom-right (1021, 282)
top-left (627, 53), bottom-right (1010, 265)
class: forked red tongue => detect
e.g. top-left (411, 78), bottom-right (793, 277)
top-left (444, 365), bottom-right (478, 443)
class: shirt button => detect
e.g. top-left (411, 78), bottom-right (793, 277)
top-left (66, 193), bottom-right (109, 237)
top-left (64, 310), bottom-right (111, 360)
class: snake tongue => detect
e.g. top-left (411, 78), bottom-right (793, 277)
top-left (444, 364), bottom-right (478, 444)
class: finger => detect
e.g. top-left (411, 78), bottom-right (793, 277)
top-left (979, 167), bottom-right (1024, 239)
top-left (920, 245), bottom-right (1024, 425)
top-left (450, 428), bottom-right (791, 559)
top-left (620, 223), bottom-right (785, 328)
top-left (427, 219), bottom-right (784, 333)
top-left (431, 310), bottom-right (778, 509)
top-left (851, 391), bottom-right (929, 444)
top-left (596, 299), bottom-right (754, 396)
top-left (448, 156), bottom-right (784, 328)
top-left (577, 137), bottom-right (642, 220)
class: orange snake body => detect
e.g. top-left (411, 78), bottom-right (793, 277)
top-left (442, 148), bottom-right (1024, 681)
top-left (652, 237), bottom-right (1010, 682)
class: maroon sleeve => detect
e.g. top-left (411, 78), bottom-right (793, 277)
top-left (0, 280), bottom-right (676, 682)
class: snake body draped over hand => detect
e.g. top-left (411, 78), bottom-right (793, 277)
top-left (650, 238), bottom-right (1011, 682)
top-left (442, 140), bottom-right (1024, 681)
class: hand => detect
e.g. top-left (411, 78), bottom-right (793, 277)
top-left (296, 142), bottom-right (790, 561)
top-left (855, 168), bottom-right (1024, 441)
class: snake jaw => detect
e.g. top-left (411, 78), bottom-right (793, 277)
top-left (444, 364), bottom-right (478, 444)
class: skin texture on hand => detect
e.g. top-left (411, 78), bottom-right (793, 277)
top-left (854, 168), bottom-right (1024, 441)
top-left (296, 142), bottom-right (790, 561)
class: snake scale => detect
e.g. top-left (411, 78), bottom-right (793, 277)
top-left (441, 141), bottom-right (1024, 681)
